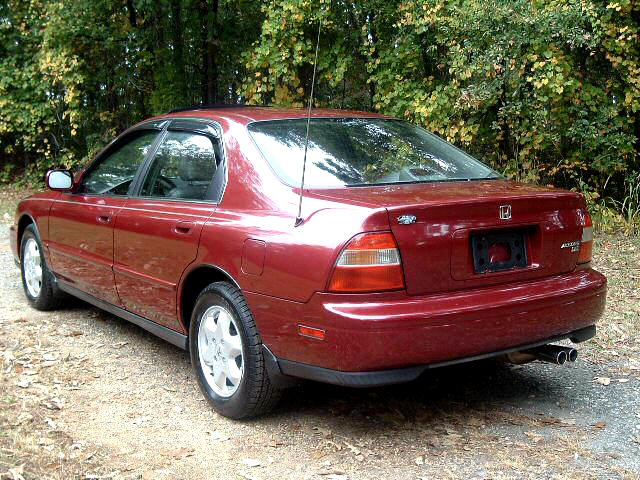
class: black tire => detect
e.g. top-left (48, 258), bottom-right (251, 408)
top-left (189, 282), bottom-right (281, 419)
top-left (20, 224), bottom-right (66, 311)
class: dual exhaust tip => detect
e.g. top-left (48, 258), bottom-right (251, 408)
top-left (505, 344), bottom-right (578, 365)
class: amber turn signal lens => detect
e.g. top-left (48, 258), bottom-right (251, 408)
top-left (298, 325), bottom-right (325, 340)
top-left (327, 232), bottom-right (405, 293)
top-left (578, 211), bottom-right (593, 264)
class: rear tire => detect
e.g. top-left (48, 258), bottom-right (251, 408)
top-left (189, 282), bottom-right (281, 419)
top-left (20, 225), bottom-right (66, 311)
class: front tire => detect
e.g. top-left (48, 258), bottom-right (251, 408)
top-left (20, 225), bottom-right (66, 311)
top-left (189, 282), bottom-right (281, 419)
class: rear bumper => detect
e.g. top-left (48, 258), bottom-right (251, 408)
top-left (247, 268), bottom-right (607, 373)
top-left (267, 326), bottom-right (596, 387)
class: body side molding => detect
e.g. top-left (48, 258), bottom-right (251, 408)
top-left (58, 281), bottom-right (188, 350)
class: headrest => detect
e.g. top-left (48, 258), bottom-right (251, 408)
top-left (178, 155), bottom-right (216, 182)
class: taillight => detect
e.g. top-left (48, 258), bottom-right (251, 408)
top-left (327, 232), bottom-right (405, 293)
top-left (578, 211), bottom-right (593, 264)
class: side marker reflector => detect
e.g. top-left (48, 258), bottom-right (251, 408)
top-left (298, 325), bottom-right (325, 340)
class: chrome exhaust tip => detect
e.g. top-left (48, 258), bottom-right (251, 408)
top-left (524, 344), bottom-right (573, 365)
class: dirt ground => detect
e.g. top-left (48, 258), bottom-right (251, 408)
top-left (1, 190), bottom-right (639, 479)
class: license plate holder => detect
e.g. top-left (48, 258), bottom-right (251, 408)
top-left (471, 230), bottom-right (528, 274)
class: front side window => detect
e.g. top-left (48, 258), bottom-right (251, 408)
top-left (82, 130), bottom-right (158, 195)
top-left (140, 131), bottom-right (217, 201)
top-left (248, 118), bottom-right (500, 188)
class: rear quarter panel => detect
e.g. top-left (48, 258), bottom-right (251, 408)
top-left (192, 117), bottom-right (391, 303)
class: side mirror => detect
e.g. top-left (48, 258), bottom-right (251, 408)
top-left (46, 169), bottom-right (74, 191)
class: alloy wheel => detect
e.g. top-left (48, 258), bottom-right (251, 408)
top-left (23, 237), bottom-right (42, 298)
top-left (197, 305), bottom-right (244, 397)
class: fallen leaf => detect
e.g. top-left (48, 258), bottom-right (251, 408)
top-left (238, 472), bottom-right (260, 480)
top-left (84, 472), bottom-right (118, 479)
top-left (206, 431), bottom-right (229, 441)
top-left (593, 421), bottom-right (606, 429)
top-left (415, 455), bottom-right (424, 465)
top-left (16, 378), bottom-right (31, 388)
top-left (595, 377), bottom-right (611, 386)
top-left (164, 448), bottom-right (194, 459)
top-left (343, 441), bottom-right (360, 456)
top-left (313, 426), bottom-right (332, 438)
top-left (318, 469), bottom-right (346, 476)
top-left (325, 440), bottom-right (342, 451)
top-left (618, 378), bottom-right (629, 383)
top-left (240, 459), bottom-right (260, 467)
top-left (326, 475), bottom-right (348, 480)
top-left (8, 464), bottom-right (25, 480)
top-left (132, 416), bottom-right (150, 426)
top-left (524, 431), bottom-right (544, 443)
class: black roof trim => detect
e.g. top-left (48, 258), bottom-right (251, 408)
top-left (167, 104), bottom-right (267, 114)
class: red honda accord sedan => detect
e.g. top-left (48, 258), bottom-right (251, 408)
top-left (11, 107), bottom-right (606, 418)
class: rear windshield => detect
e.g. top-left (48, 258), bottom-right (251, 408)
top-left (248, 118), bottom-right (499, 188)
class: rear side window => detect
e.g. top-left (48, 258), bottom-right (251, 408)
top-left (82, 130), bottom-right (158, 195)
top-left (140, 131), bottom-right (217, 201)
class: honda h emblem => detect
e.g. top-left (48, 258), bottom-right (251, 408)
top-left (499, 205), bottom-right (512, 220)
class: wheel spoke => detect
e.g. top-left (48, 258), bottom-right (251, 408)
top-left (201, 316), bottom-right (217, 343)
top-left (225, 359), bottom-right (242, 386)
top-left (221, 334), bottom-right (242, 359)
top-left (212, 362), bottom-right (226, 390)
top-left (217, 310), bottom-right (231, 338)
top-left (200, 342), bottom-right (215, 366)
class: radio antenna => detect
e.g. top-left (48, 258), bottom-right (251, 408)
top-left (295, 17), bottom-right (322, 227)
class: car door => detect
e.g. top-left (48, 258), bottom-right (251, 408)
top-left (48, 128), bottom-right (161, 305)
top-left (113, 120), bottom-right (225, 332)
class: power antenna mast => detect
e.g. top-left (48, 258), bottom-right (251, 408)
top-left (295, 17), bottom-right (322, 227)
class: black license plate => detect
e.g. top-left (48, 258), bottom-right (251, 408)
top-left (471, 230), bottom-right (528, 273)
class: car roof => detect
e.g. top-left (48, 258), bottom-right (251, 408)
top-left (152, 106), bottom-right (392, 126)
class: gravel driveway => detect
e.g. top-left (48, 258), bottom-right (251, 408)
top-left (1, 224), bottom-right (639, 480)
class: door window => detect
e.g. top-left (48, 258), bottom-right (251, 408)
top-left (82, 130), bottom-right (158, 195)
top-left (140, 131), bottom-right (217, 201)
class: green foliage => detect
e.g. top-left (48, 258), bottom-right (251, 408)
top-left (0, 0), bottom-right (263, 179)
top-left (0, 0), bottom-right (639, 234)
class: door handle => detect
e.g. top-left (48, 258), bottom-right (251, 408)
top-left (173, 220), bottom-right (196, 235)
top-left (97, 215), bottom-right (111, 224)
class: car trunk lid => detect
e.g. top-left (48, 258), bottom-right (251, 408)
top-left (308, 180), bottom-right (585, 295)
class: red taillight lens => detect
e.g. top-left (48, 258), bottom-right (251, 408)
top-left (578, 212), bottom-right (593, 264)
top-left (327, 232), bottom-right (405, 293)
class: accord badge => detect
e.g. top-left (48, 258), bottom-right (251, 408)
top-left (561, 240), bottom-right (580, 252)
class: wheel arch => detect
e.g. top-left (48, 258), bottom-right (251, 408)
top-left (179, 264), bottom-right (242, 333)
top-left (17, 214), bottom-right (39, 259)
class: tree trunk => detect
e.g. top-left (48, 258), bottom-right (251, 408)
top-left (170, 0), bottom-right (187, 102)
top-left (207, 0), bottom-right (219, 103)
top-left (198, 0), bottom-right (209, 103)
